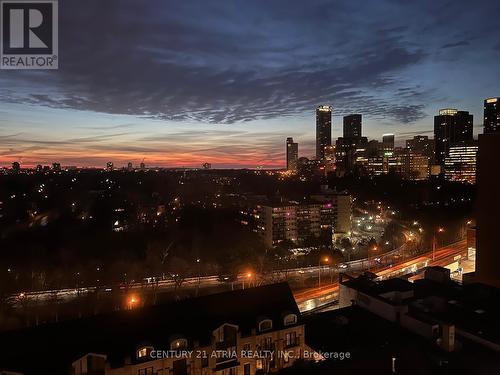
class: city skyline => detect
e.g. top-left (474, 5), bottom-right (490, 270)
top-left (2, 2), bottom-right (500, 374)
top-left (1, 100), bottom-right (495, 170)
top-left (1, 0), bottom-right (500, 168)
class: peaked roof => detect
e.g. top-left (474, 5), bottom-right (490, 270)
top-left (0, 282), bottom-right (300, 375)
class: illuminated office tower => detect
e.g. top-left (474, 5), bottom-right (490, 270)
top-left (407, 154), bottom-right (430, 180)
top-left (444, 141), bottom-right (478, 184)
top-left (484, 97), bottom-right (500, 134)
top-left (434, 108), bottom-right (473, 166)
top-left (316, 105), bottom-right (332, 160)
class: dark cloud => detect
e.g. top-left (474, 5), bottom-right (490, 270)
top-left (0, 0), bottom-right (434, 125)
top-left (441, 41), bottom-right (470, 49)
top-left (1, 0), bottom-right (499, 132)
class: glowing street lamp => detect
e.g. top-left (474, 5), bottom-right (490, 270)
top-left (369, 245), bottom-right (378, 271)
top-left (242, 271), bottom-right (253, 290)
top-left (196, 258), bottom-right (201, 296)
top-left (318, 256), bottom-right (330, 288)
top-left (128, 295), bottom-right (139, 310)
top-left (433, 227), bottom-right (445, 261)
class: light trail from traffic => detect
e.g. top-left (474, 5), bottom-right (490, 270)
top-left (295, 239), bottom-right (468, 312)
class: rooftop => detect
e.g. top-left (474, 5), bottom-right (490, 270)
top-left (0, 283), bottom-right (300, 375)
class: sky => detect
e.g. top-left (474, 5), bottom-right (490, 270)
top-left (1, 0), bottom-right (500, 168)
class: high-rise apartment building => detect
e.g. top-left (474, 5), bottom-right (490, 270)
top-left (403, 136), bottom-right (434, 180)
top-left (255, 191), bottom-right (352, 247)
top-left (343, 114), bottom-right (362, 138)
top-left (316, 105), bottom-right (332, 160)
top-left (286, 137), bottom-right (299, 171)
top-left (484, 97), bottom-right (500, 134)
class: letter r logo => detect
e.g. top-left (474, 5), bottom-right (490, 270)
top-left (1, 0), bottom-right (58, 69)
top-left (1, 1), bottom-right (56, 54)
top-left (9, 8), bottom-right (48, 48)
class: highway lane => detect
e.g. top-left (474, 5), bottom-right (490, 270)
top-left (8, 237), bottom-right (464, 311)
top-left (7, 238), bottom-right (414, 305)
top-left (294, 239), bottom-right (467, 312)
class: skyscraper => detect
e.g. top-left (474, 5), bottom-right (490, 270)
top-left (343, 114), bottom-right (362, 138)
top-left (484, 97), bottom-right (500, 134)
top-left (335, 137), bottom-right (367, 175)
top-left (316, 105), bottom-right (332, 160)
top-left (406, 135), bottom-right (435, 160)
top-left (444, 141), bottom-right (478, 184)
top-left (382, 134), bottom-right (395, 153)
top-left (434, 109), bottom-right (473, 166)
top-left (286, 137), bottom-right (298, 171)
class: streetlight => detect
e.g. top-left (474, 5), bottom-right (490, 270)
top-left (196, 258), bottom-right (201, 296)
top-left (128, 295), bottom-right (139, 310)
top-left (243, 272), bottom-right (253, 290)
top-left (369, 246), bottom-right (378, 271)
top-left (318, 256), bottom-right (329, 288)
top-left (433, 227), bottom-right (445, 261)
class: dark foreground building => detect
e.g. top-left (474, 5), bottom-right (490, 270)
top-left (339, 268), bottom-right (500, 353)
top-left (0, 283), bottom-right (306, 375)
top-left (3, 272), bottom-right (500, 375)
top-left (476, 133), bottom-right (500, 287)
